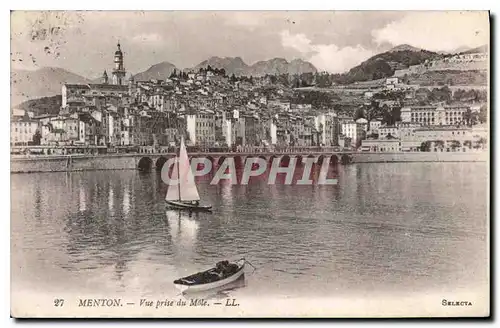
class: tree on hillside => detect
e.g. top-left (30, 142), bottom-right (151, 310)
top-left (464, 108), bottom-right (473, 126)
top-left (294, 90), bottom-right (338, 109)
top-left (362, 101), bottom-right (384, 123)
top-left (450, 140), bottom-right (461, 151)
top-left (415, 88), bottom-right (432, 105)
top-left (354, 107), bottom-right (365, 120)
top-left (300, 72), bottom-right (314, 86)
top-left (291, 75), bottom-right (300, 88)
top-left (267, 74), bottom-right (277, 84)
top-left (429, 86), bottom-right (452, 104)
top-left (169, 69), bottom-right (177, 78)
top-left (276, 74), bottom-right (289, 87)
top-left (315, 72), bottom-right (333, 88)
top-left (420, 141), bottom-right (431, 152)
top-left (435, 140), bottom-right (445, 151)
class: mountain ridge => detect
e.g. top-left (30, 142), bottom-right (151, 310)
top-left (192, 56), bottom-right (317, 76)
top-left (133, 61), bottom-right (177, 81)
top-left (11, 67), bottom-right (91, 106)
top-left (389, 44), bottom-right (423, 53)
top-left (332, 48), bottom-right (440, 84)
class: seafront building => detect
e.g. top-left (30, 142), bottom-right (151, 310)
top-left (11, 114), bottom-right (39, 146)
top-left (400, 104), bottom-right (473, 126)
top-left (10, 41), bottom-right (488, 155)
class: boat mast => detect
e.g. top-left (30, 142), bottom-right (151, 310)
top-left (177, 142), bottom-right (181, 201)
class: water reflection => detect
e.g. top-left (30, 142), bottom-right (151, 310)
top-left (108, 185), bottom-right (114, 214)
top-left (11, 163), bottom-right (489, 298)
top-left (79, 183), bottom-right (86, 213)
top-left (166, 210), bottom-right (199, 257)
top-left (123, 183), bottom-right (130, 216)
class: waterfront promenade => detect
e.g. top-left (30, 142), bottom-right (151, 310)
top-left (10, 150), bottom-right (488, 173)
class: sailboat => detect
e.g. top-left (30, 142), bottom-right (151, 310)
top-left (165, 138), bottom-right (212, 211)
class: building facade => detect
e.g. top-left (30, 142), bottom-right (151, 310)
top-left (11, 116), bottom-right (39, 145)
top-left (401, 105), bottom-right (471, 126)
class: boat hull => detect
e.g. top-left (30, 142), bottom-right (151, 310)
top-left (174, 259), bottom-right (245, 293)
top-left (166, 200), bottom-right (212, 211)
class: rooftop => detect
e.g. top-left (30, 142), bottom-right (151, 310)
top-left (88, 84), bottom-right (128, 91)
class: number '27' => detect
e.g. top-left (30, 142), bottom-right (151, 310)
top-left (54, 299), bottom-right (64, 307)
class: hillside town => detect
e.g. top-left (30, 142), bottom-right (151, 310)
top-left (11, 43), bottom-right (488, 155)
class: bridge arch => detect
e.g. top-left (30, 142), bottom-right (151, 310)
top-left (138, 157), bottom-right (153, 172)
top-left (246, 155), bottom-right (269, 167)
top-left (234, 156), bottom-right (244, 169)
top-left (317, 155), bottom-right (326, 166)
top-left (155, 156), bottom-right (168, 171)
top-left (295, 155), bottom-right (303, 166)
top-left (244, 156), bottom-right (264, 170)
top-left (217, 156), bottom-right (227, 166)
top-left (205, 155), bottom-right (215, 164)
top-left (330, 154), bottom-right (340, 166)
top-left (269, 155), bottom-right (278, 166)
top-left (341, 154), bottom-right (351, 165)
top-left (280, 155), bottom-right (291, 166)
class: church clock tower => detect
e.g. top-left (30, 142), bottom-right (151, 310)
top-left (112, 42), bottom-right (126, 85)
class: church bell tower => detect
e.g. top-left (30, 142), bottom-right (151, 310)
top-left (102, 70), bottom-right (108, 84)
top-left (112, 42), bottom-right (126, 85)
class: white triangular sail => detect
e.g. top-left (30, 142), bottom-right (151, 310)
top-left (178, 138), bottom-right (200, 201)
top-left (165, 157), bottom-right (180, 201)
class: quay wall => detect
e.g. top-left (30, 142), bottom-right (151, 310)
top-left (351, 151), bottom-right (488, 163)
top-left (10, 155), bottom-right (138, 173)
top-left (11, 152), bottom-right (488, 174)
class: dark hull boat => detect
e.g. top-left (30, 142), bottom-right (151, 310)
top-left (174, 259), bottom-right (246, 293)
top-left (166, 200), bottom-right (212, 211)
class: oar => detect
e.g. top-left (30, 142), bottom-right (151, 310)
top-left (244, 259), bottom-right (257, 273)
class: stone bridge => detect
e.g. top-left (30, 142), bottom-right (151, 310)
top-left (135, 151), bottom-right (356, 172)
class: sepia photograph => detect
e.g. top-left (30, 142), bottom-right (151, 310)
top-left (9, 10), bottom-right (490, 318)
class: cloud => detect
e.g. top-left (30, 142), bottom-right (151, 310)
top-left (372, 11), bottom-right (489, 52)
top-left (281, 31), bottom-right (313, 54)
top-left (223, 12), bottom-right (270, 30)
top-left (131, 33), bottom-right (163, 43)
top-left (280, 30), bottom-right (374, 73)
top-left (310, 45), bottom-right (375, 74)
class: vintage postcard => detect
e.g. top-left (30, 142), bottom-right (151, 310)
top-left (10, 10), bottom-right (490, 318)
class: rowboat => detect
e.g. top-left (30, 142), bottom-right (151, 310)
top-left (166, 200), bottom-right (212, 211)
top-left (174, 259), bottom-right (246, 293)
top-left (164, 137), bottom-right (212, 211)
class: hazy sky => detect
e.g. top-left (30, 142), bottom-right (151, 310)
top-left (10, 11), bottom-right (489, 78)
